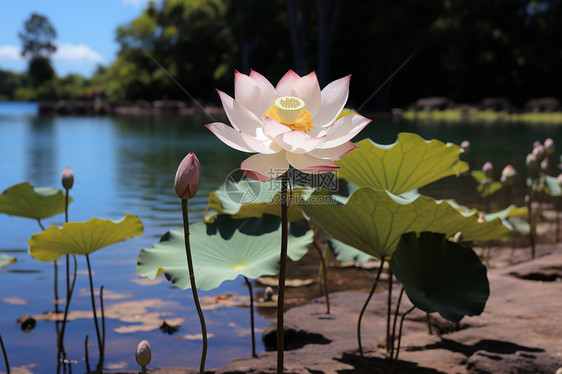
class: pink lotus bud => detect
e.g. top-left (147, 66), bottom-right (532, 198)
top-left (541, 158), bottom-right (549, 172)
top-left (544, 138), bottom-right (555, 156)
top-left (61, 167), bottom-right (74, 190)
top-left (174, 153), bottom-right (200, 199)
top-left (532, 144), bottom-right (544, 160)
top-left (135, 339), bottom-right (151, 367)
top-left (500, 165), bottom-right (517, 186)
top-left (460, 140), bottom-right (470, 154)
top-left (482, 161), bottom-right (493, 178)
top-left (526, 153), bottom-right (539, 178)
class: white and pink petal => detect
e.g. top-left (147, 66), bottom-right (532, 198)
top-left (206, 122), bottom-right (257, 153)
top-left (249, 70), bottom-right (277, 113)
top-left (263, 118), bottom-right (292, 139)
top-left (241, 152), bottom-right (290, 181)
top-left (308, 141), bottom-right (358, 160)
top-left (290, 72), bottom-right (321, 117)
top-left (316, 114), bottom-right (371, 149)
top-left (311, 75), bottom-right (351, 128)
top-left (286, 152), bottom-right (340, 174)
top-left (218, 90), bottom-right (264, 139)
top-left (276, 70), bottom-right (300, 97)
top-left (274, 131), bottom-right (327, 154)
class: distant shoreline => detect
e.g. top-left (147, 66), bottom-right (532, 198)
top-left (36, 99), bottom-right (224, 117)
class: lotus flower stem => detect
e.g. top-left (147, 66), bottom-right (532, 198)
top-left (243, 276), bottom-right (257, 358)
top-left (84, 335), bottom-right (90, 373)
top-left (57, 254), bottom-right (77, 360)
top-left (390, 287), bottom-right (405, 359)
top-left (277, 173), bottom-right (289, 374)
top-left (526, 186), bottom-right (536, 259)
top-left (100, 285), bottom-right (106, 364)
top-left (85, 254), bottom-right (104, 372)
top-left (391, 305), bottom-right (416, 371)
top-left (312, 242), bottom-right (330, 314)
top-left (181, 199), bottom-right (207, 374)
top-left (0, 333), bottom-right (9, 374)
top-left (386, 264), bottom-right (393, 351)
top-left (357, 257), bottom-right (386, 371)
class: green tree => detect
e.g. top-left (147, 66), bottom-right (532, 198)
top-left (19, 13), bottom-right (57, 87)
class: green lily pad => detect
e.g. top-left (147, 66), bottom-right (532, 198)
top-left (0, 182), bottom-right (72, 220)
top-left (205, 179), bottom-right (313, 223)
top-left (336, 133), bottom-right (469, 194)
top-left (0, 254), bottom-right (17, 268)
top-left (471, 171), bottom-right (503, 197)
top-left (545, 175), bottom-right (562, 197)
top-left (390, 231), bottom-right (489, 322)
top-left (137, 220), bottom-right (313, 290)
top-left (302, 187), bottom-right (511, 260)
top-left (328, 239), bottom-right (375, 264)
top-left (28, 214), bottom-right (143, 262)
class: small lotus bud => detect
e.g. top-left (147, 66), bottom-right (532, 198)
top-left (61, 167), bottom-right (74, 190)
top-left (174, 153), bottom-right (200, 199)
top-left (532, 144), bottom-right (544, 160)
top-left (264, 286), bottom-right (274, 302)
top-left (500, 165), bottom-right (517, 186)
top-left (544, 138), bottom-right (555, 156)
top-left (135, 339), bottom-right (151, 367)
top-left (460, 140), bottom-right (470, 154)
top-left (533, 140), bottom-right (541, 148)
top-left (526, 153), bottom-right (540, 179)
top-left (541, 157), bottom-right (549, 172)
top-left (482, 161), bottom-right (493, 178)
top-left (478, 213), bottom-right (486, 223)
top-left (480, 178), bottom-right (491, 187)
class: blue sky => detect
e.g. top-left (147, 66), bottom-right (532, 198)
top-left (0, 0), bottom-right (160, 77)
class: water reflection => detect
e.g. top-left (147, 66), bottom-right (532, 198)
top-left (1, 103), bottom-right (561, 372)
top-left (26, 117), bottom-right (57, 186)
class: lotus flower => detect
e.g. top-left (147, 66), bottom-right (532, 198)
top-left (206, 70), bottom-right (371, 181)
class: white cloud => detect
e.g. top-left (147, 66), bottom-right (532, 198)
top-left (53, 42), bottom-right (106, 65)
top-left (0, 45), bottom-right (24, 61)
top-left (0, 43), bottom-right (105, 65)
top-left (122, 0), bottom-right (163, 8)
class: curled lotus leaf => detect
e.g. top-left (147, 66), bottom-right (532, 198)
top-left (471, 171), bottom-right (503, 197)
top-left (328, 239), bottom-right (375, 264)
top-left (302, 187), bottom-right (511, 260)
top-left (28, 214), bottom-right (143, 261)
top-left (545, 175), bottom-right (562, 197)
top-left (0, 182), bottom-right (72, 220)
top-left (336, 133), bottom-right (469, 194)
top-left (391, 231), bottom-right (490, 322)
top-left (136, 220), bottom-right (312, 291)
top-left (0, 254), bottom-right (17, 269)
top-left (204, 179), bottom-right (313, 223)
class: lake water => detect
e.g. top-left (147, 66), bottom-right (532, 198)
top-left (0, 102), bottom-right (560, 373)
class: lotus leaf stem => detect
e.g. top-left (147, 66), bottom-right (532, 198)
top-left (0, 333), bottom-right (9, 374)
top-left (85, 254), bottom-right (104, 372)
top-left (58, 254), bottom-right (77, 360)
top-left (312, 241), bottom-right (330, 314)
top-left (277, 173), bottom-right (289, 374)
top-left (386, 264), bottom-right (393, 351)
top-left (357, 257), bottom-right (386, 371)
top-left (391, 305), bottom-right (416, 372)
top-left (84, 335), bottom-right (90, 373)
top-left (390, 287), bottom-right (405, 359)
top-left (243, 276), bottom-right (257, 358)
top-left (181, 199), bottom-right (207, 374)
